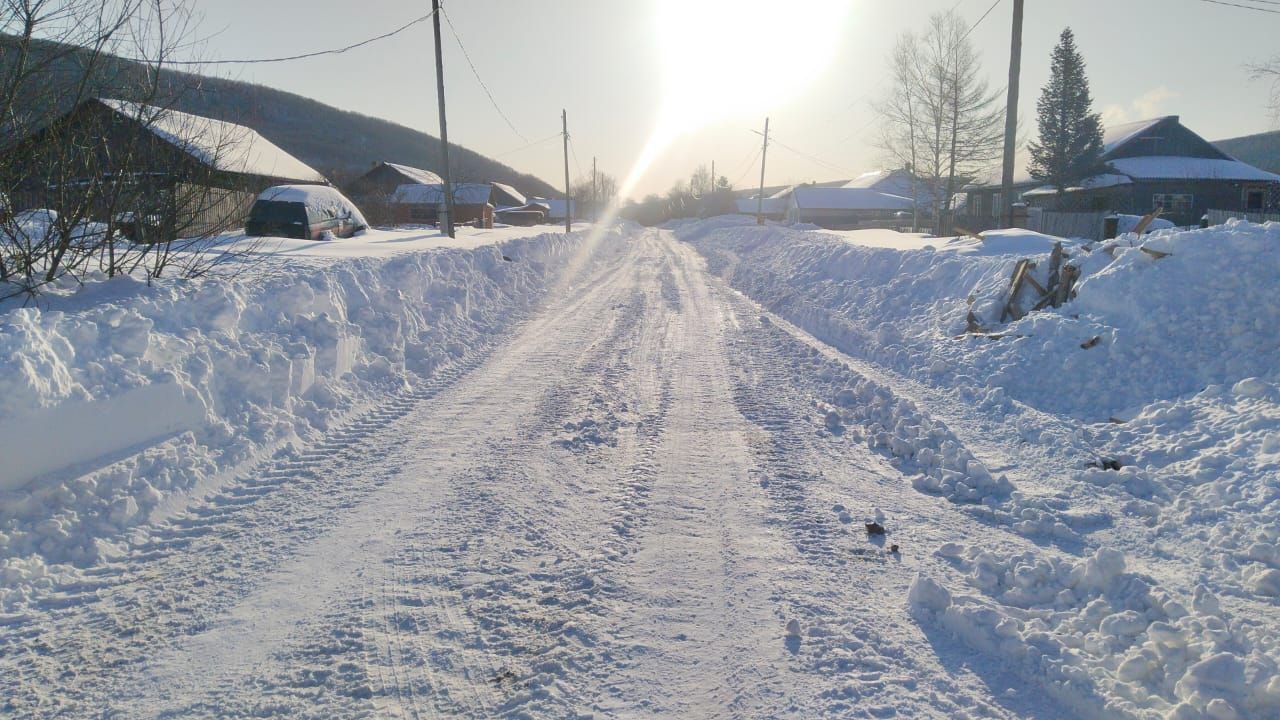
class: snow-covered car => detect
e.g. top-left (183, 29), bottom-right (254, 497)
top-left (245, 185), bottom-right (368, 240)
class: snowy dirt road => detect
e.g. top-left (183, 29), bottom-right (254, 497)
top-left (2, 229), bottom-right (1061, 718)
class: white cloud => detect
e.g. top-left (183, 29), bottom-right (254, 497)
top-left (1102, 86), bottom-right (1179, 126)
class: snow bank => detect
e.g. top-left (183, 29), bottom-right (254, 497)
top-left (678, 217), bottom-right (1280, 421)
top-left (0, 227), bottom-right (596, 609)
top-left (912, 544), bottom-right (1280, 719)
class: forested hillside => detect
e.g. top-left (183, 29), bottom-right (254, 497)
top-left (1215, 129), bottom-right (1280, 174)
top-left (0, 35), bottom-right (558, 195)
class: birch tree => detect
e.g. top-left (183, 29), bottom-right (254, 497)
top-left (877, 10), bottom-right (1004, 232)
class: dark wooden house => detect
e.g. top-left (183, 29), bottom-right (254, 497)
top-left (964, 116), bottom-right (1280, 226)
top-left (3, 97), bottom-right (326, 241)
top-left (345, 162), bottom-right (444, 225)
top-left (391, 183), bottom-right (495, 228)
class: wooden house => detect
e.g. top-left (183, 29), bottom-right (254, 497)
top-left (3, 97), bottom-right (326, 240)
top-left (390, 183), bottom-right (494, 228)
top-left (964, 116), bottom-right (1280, 227)
top-left (345, 162), bottom-right (443, 225)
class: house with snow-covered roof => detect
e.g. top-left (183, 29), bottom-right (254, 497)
top-left (390, 182), bottom-right (495, 227)
top-left (345, 162), bottom-right (445, 224)
top-left (781, 185), bottom-right (915, 229)
top-left (843, 168), bottom-right (940, 214)
top-left (964, 116), bottom-right (1280, 226)
top-left (3, 97), bottom-right (327, 239)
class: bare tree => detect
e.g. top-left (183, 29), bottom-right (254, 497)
top-left (1, 0), bottom-right (271, 300)
top-left (1250, 56), bottom-right (1280, 124)
top-left (876, 11), bottom-right (1004, 233)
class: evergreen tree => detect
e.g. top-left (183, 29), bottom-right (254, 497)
top-left (1028, 29), bottom-right (1104, 192)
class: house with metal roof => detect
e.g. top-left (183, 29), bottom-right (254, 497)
top-left (3, 97), bottom-right (327, 239)
top-left (773, 186), bottom-right (914, 229)
top-left (964, 116), bottom-right (1280, 226)
top-left (390, 182), bottom-right (495, 227)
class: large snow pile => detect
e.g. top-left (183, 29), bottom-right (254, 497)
top-left (678, 218), bottom-right (1280, 421)
top-left (911, 544), bottom-right (1280, 719)
top-left (0, 227), bottom-right (597, 609)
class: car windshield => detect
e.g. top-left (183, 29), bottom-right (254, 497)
top-left (248, 200), bottom-right (306, 224)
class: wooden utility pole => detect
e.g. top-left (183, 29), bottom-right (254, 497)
top-left (756, 117), bottom-right (770, 225)
top-left (431, 0), bottom-right (456, 238)
top-left (562, 109), bottom-right (571, 233)
top-left (1000, 0), bottom-right (1025, 229)
top-left (591, 155), bottom-right (598, 223)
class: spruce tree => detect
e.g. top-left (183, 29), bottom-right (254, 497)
top-left (1028, 29), bottom-right (1104, 192)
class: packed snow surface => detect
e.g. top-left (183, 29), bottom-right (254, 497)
top-left (2, 217), bottom-right (1278, 719)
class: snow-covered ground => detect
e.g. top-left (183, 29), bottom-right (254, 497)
top-left (2, 216), bottom-right (1277, 718)
top-left (679, 215), bottom-right (1280, 720)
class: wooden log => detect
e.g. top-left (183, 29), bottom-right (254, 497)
top-left (1000, 259), bottom-right (1032, 323)
top-left (1139, 246), bottom-right (1172, 259)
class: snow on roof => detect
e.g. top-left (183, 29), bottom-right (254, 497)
top-left (97, 98), bottom-right (326, 184)
top-left (1021, 173), bottom-right (1134, 197)
top-left (791, 187), bottom-right (914, 211)
top-left (1106, 156), bottom-right (1280, 182)
top-left (381, 162), bottom-right (443, 185)
top-left (735, 197), bottom-right (786, 215)
top-left (256, 184), bottom-right (368, 227)
top-left (767, 185), bottom-right (798, 200)
top-left (528, 197), bottom-right (575, 219)
top-left (1102, 117), bottom-right (1173, 156)
top-left (489, 182), bottom-right (526, 208)
top-left (391, 183), bottom-right (494, 206)
top-left (843, 170), bottom-right (893, 189)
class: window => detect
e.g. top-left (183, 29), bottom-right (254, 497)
top-left (992, 192), bottom-right (1003, 218)
top-left (1152, 193), bottom-right (1193, 215)
top-left (972, 194), bottom-right (984, 216)
top-left (1246, 189), bottom-right (1266, 211)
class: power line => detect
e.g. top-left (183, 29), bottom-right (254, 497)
top-left (569, 137), bottom-right (586, 184)
top-left (442, 7), bottom-right (528, 141)
top-left (162, 10), bottom-right (437, 65)
top-left (731, 146), bottom-right (763, 188)
top-left (767, 134), bottom-right (858, 177)
top-left (958, 0), bottom-right (1003, 44)
top-left (1196, 0), bottom-right (1280, 13)
top-left (493, 131), bottom-right (560, 159)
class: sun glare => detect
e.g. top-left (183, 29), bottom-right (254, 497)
top-left (654, 0), bottom-right (850, 140)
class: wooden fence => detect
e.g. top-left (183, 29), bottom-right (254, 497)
top-left (1026, 209), bottom-right (1109, 241)
top-left (1206, 209), bottom-right (1280, 226)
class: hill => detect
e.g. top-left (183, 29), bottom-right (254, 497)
top-left (0, 35), bottom-right (559, 196)
top-left (1215, 129), bottom-right (1280, 175)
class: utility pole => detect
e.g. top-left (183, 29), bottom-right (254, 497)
top-left (1000, 0), bottom-right (1025, 229)
top-left (591, 155), bottom-right (598, 223)
top-left (431, 0), bottom-right (456, 238)
top-left (756, 117), bottom-right (770, 225)
top-left (711, 160), bottom-right (716, 192)
top-left (562, 109), bottom-right (571, 233)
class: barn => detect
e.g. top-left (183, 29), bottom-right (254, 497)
top-left (965, 116), bottom-right (1280, 227)
top-left (3, 97), bottom-right (326, 241)
top-left (391, 183), bottom-right (494, 228)
top-left (345, 162), bottom-right (444, 225)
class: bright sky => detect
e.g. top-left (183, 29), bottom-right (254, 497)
top-left (189, 0), bottom-right (1279, 199)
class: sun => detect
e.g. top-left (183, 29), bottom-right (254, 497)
top-left (652, 0), bottom-right (851, 141)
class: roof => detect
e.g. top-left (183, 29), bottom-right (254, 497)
top-left (1106, 156), bottom-right (1280, 182)
top-left (529, 197), bottom-right (574, 218)
top-left (380, 162), bottom-right (443, 185)
top-left (391, 183), bottom-right (493, 206)
top-left (96, 98), bottom-right (326, 184)
top-left (1102, 117), bottom-right (1173, 156)
top-left (489, 182), bottom-right (526, 207)
top-left (1021, 173), bottom-right (1134, 197)
top-left (790, 187), bottom-right (914, 211)
top-left (736, 197), bottom-right (786, 215)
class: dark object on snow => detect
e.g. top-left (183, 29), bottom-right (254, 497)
top-left (501, 254), bottom-right (513, 262)
top-left (1088, 458), bottom-right (1123, 471)
top-left (890, 544), bottom-right (900, 554)
top-left (865, 522), bottom-right (885, 535)
top-left (1080, 335), bottom-right (1102, 349)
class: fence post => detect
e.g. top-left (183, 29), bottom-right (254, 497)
top-left (1103, 214), bottom-right (1119, 240)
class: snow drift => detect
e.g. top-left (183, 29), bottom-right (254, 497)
top-left (0, 228), bottom-right (595, 609)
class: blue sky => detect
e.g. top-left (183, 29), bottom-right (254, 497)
top-left (189, 0), bottom-right (1279, 198)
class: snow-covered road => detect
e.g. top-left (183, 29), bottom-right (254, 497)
top-left (7, 228), bottom-right (1072, 718)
